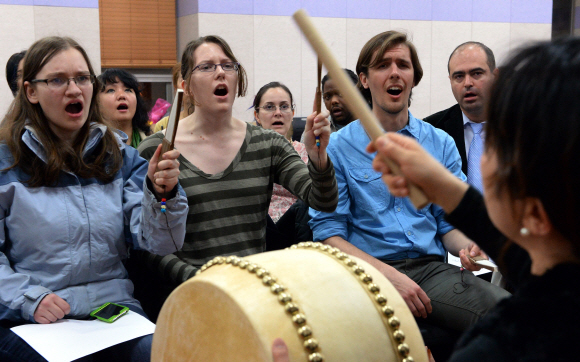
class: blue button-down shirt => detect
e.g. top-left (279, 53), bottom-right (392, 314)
top-left (309, 113), bottom-right (466, 261)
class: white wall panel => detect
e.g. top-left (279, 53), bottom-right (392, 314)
top-left (0, 5), bottom-right (36, 118)
top-left (391, 20), bottom-right (432, 119)
top-left (345, 18), bottom-right (392, 72)
top-left (299, 17), bottom-right (347, 119)
top-left (471, 22), bottom-right (511, 66)
top-left (510, 23), bottom-right (552, 49)
top-left (252, 14), bottom-right (302, 121)
top-left (430, 21), bottom-right (472, 116)
top-left (177, 13), bottom-right (199, 61)
top-left (33, 6), bottom-right (101, 72)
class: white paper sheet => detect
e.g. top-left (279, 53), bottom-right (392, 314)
top-left (447, 252), bottom-right (493, 276)
top-left (11, 311), bottom-right (155, 362)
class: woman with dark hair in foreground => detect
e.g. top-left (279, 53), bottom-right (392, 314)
top-left (370, 37), bottom-right (580, 361)
top-left (0, 36), bottom-right (187, 361)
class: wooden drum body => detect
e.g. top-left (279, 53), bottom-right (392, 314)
top-left (152, 242), bottom-right (427, 362)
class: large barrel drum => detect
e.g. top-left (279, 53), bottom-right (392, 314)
top-left (152, 242), bottom-right (427, 362)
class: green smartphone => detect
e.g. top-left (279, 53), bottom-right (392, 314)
top-left (90, 303), bottom-right (129, 323)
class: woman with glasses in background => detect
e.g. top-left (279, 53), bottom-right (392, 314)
top-left (98, 69), bottom-right (151, 148)
top-left (253, 82), bottom-right (312, 250)
top-left (0, 36), bottom-right (187, 362)
top-left (136, 35), bottom-right (338, 308)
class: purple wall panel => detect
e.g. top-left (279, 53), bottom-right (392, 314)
top-left (432, 0), bottom-right (472, 22)
top-left (472, 0), bottom-right (510, 23)
top-left (177, 0), bottom-right (198, 18)
top-left (0, 0), bottom-right (33, 4)
top-left (198, 0), bottom-right (253, 15)
top-left (301, 0), bottom-right (346, 18)
top-left (0, 0), bottom-right (97, 6)
top-left (173, 0), bottom-right (552, 24)
top-left (33, 0), bottom-right (97, 7)
top-left (391, 0), bottom-right (432, 21)
top-left (511, 0), bottom-right (552, 24)
top-left (253, 0), bottom-right (300, 16)
top-left (575, 6), bottom-right (580, 29)
top-left (347, 0), bottom-right (390, 20)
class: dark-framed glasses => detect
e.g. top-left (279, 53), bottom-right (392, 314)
top-left (31, 75), bottom-right (96, 90)
top-left (258, 104), bottom-right (294, 113)
top-left (193, 62), bottom-right (239, 73)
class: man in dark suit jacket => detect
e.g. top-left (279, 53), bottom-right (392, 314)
top-left (424, 42), bottom-right (498, 177)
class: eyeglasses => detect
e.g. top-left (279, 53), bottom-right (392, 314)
top-left (257, 104), bottom-right (294, 113)
top-left (31, 75), bottom-right (95, 90)
top-left (192, 62), bottom-right (240, 73)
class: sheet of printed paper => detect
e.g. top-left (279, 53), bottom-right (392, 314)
top-left (11, 311), bottom-right (155, 362)
top-left (447, 252), bottom-right (493, 276)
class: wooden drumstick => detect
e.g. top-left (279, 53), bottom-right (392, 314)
top-left (157, 89), bottom-right (183, 192)
top-left (315, 57), bottom-right (322, 147)
top-left (293, 9), bottom-right (429, 209)
top-left (161, 89), bottom-right (184, 154)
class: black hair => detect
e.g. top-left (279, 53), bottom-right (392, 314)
top-left (321, 68), bottom-right (358, 92)
top-left (98, 68), bottom-right (151, 137)
top-left (253, 82), bottom-right (294, 111)
top-left (486, 37), bottom-right (580, 256)
top-left (448, 41), bottom-right (496, 73)
top-left (5, 51), bottom-right (26, 96)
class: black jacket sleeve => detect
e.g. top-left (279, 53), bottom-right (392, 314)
top-left (445, 186), bottom-right (531, 288)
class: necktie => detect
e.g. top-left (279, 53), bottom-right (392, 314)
top-left (467, 122), bottom-right (484, 193)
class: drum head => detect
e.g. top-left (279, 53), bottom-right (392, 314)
top-left (152, 243), bottom-right (427, 362)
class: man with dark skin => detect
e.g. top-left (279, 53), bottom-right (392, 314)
top-left (321, 68), bottom-right (358, 131)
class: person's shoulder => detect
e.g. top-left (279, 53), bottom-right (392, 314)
top-left (422, 104), bottom-right (461, 127)
top-left (291, 140), bottom-right (305, 150)
top-left (414, 113), bottom-right (453, 139)
top-left (330, 119), bottom-right (361, 142)
top-left (139, 132), bottom-right (164, 147)
top-left (137, 132), bottom-right (164, 158)
top-left (0, 143), bottom-right (15, 169)
top-left (0, 143), bottom-right (13, 159)
top-left (153, 117), bottom-right (170, 132)
top-left (248, 123), bottom-right (288, 143)
top-left (412, 114), bottom-right (458, 159)
top-left (247, 122), bottom-right (271, 136)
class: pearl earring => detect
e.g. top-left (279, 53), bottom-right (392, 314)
top-left (520, 227), bottom-right (529, 236)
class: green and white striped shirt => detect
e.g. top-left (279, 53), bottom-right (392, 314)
top-left (137, 124), bottom-right (338, 284)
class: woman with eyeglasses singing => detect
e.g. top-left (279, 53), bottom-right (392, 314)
top-left (0, 36), bottom-right (188, 361)
top-left (136, 35), bottom-right (338, 298)
top-left (253, 82), bottom-right (312, 250)
top-left (98, 68), bottom-right (152, 148)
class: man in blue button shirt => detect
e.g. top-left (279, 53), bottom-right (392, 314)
top-left (309, 31), bottom-right (509, 332)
